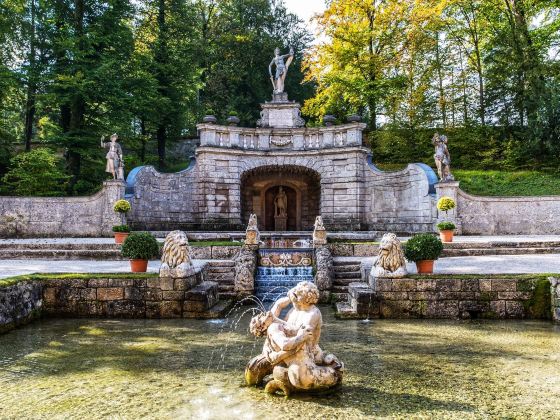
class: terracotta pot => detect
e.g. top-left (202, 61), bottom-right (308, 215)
top-left (130, 259), bottom-right (148, 273)
top-left (416, 260), bottom-right (435, 274)
top-left (114, 232), bottom-right (130, 244)
top-left (439, 230), bottom-right (454, 243)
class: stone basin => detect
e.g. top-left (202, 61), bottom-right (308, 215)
top-left (0, 307), bottom-right (559, 418)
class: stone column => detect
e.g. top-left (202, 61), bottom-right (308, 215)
top-left (435, 181), bottom-right (462, 234)
top-left (234, 244), bottom-right (258, 298)
top-left (314, 246), bottom-right (333, 302)
top-left (100, 180), bottom-right (126, 237)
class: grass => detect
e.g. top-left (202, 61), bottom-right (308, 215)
top-left (0, 272), bottom-right (158, 288)
top-left (453, 169), bottom-right (560, 196)
top-left (373, 162), bottom-right (560, 196)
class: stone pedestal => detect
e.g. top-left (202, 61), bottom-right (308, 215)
top-left (257, 94), bottom-right (305, 128)
top-left (234, 244), bottom-right (258, 297)
top-left (274, 215), bottom-right (287, 231)
top-left (101, 180), bottom-right (126, 236)
top-left (435, 181), bottom-right (462, 234)
top-left (184, 281), bottom-right (219, 318)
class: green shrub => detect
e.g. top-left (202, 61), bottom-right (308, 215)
top-left (205, 108), bottom-right (216, 115)
top-left (437, 221), bottom-right (456, 231)
top-left (121, 232), bottom-right (160, 260)
top-left (113, 199), bottom-right (131, 213)
top-left (1, 148), bottom-right (69, 196)
top-left (437, 197), bottom-right (456, 212)
top-left (112, 225), bottom-right (131, 233)
top-left (227, 110), bottom-right (238, 116)
top-left (404, 234), bottom-right (444, 262)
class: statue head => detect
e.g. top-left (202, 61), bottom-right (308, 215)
top-left (161, 230), bottom-right (191, 268)
top-left (110, 133), bottom-right (118, 142)
top-left (288, 281), bottom-right (320, 309)
top-left (249, 311), bottom-right (274, 337)
top-left (274, 47), bottom-right (280, 56)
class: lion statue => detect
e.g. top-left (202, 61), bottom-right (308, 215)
top-left (369, 233), bottom-right (407, 280)
top-left (159, 230), bottom-right (194, 278)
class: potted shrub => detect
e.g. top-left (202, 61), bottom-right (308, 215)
top-left (226, 110), bottom-right (240, 126)
top-left (437, 221), bottom-right (456, 243)
top-left (202, 108), bottom-right (217, 124)
top-left (323, 114), bottom-right (336, 126)
top-left (113, 199), bottom-right (132, 244)
top-left (404, 233), bottom-right (443, 274)
top-left (436, 196), bottom-right (457, 242)
top-left (121, 232), bottom-right (160, 273)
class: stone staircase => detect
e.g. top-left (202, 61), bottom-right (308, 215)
top-left (204, 260), bottom-right (236, 299)
top-left (332, 259), bottom-right (363, 301)
top-left (442, 241), bottom-right (560, 257)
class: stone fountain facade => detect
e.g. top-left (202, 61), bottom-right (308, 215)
top-left (124, 94), bottom-right (437, 233)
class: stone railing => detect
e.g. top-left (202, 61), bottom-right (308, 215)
top-left (196, 122), bottom-right (367, 151)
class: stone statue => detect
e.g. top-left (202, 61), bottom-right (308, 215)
top-left (245, 281), bottom-right (343, 396)
top-left (101, 133), bottom-right (124, 180)
top-left (159, 230), bottom-right (195, 278)
top-left (274, 187), bottom-right (288, 217)
top-left (432, 133), bottom-right (454, 182)
top-left (369, 233), bottom-right (407, 281)
top-left (269, 47), bottom-right (294, 94)
top-left (245, 214), bottom-right (260, 246)
top-left (313, 216), bottom-right (327, 246)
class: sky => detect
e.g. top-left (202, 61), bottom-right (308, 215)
top-left (283, 0), bottom-right (325, 25)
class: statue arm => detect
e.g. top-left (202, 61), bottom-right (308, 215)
top-left (268, 59), bottom-right (274, 78)
top-left (271, 296), bottom-right (291, 318)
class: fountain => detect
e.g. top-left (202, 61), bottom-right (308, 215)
top-left (245, 281), bottom-right (344, 396)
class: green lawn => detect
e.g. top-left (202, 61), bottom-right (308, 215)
top-left (454, 170), bottom-right (560, 196)
top-left (373, 163), bottom-right (560, 196)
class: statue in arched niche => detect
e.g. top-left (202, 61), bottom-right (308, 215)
top-left (274, 186), bottom-right (288, 217)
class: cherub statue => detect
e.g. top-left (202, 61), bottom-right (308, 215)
top-left (269, 47), bottom-right (294, 94)
top-left (432, 133), bottom-right (454, 182)
top-left (101, 133), bottom-right (124, 180)
top-left (245, 281), bottom-right (343, 396)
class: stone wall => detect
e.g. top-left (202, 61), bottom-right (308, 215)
top-left (0, 281), bottom-right (42, 333)
top-left (551, 277), bottom-right (560, 322)
top-left (366, 276), bottom-right (552, 319)
top-left (0, 180), bottom-right (124, 238)
top-left (436, 182), bottom-right (560, 235)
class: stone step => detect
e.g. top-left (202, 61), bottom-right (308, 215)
top-left (442, 247), bottom-right (560, 257)
top-left (333, 264), bottom-right (361, 273)
top-left (333, 259), bottom-right (362, 266)
top-left (330, 292), bottom-right (348, 302)
top-left (206, 260), bottom-right (235, 267)
top-left (0, 242), bottom-right (121, 250)
top-left (334, 271), bottom-right (361, 280)
top-left (333, 279), bottom-right (360, 287)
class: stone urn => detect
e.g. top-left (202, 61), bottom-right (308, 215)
top-left (347, 114), bottom-right (362, 123)
top-left (202, 115), bottom-right (217, 124)
top-left (226, 115), bottom-right (240, 126)
top-left (323, 115), bottom-right (336, 127)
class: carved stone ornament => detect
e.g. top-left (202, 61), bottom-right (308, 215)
top-left (270, 136), bottom-right (293, 147)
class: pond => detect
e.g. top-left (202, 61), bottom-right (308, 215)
top-left (0, 308), bottom-right (558, 419)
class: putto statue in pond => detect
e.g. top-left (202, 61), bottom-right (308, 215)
top-left (269, 47), bottom-right (294, 94)
top-left (432, 133), bottom-right (454, 182)
top-left (159, 230), bottom-right (195, 278)
top-left (245, 281), bottom-right (344, 396)
top-left (101, 133), bottom-right (124, 180)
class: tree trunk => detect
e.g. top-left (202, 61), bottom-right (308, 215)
top-left (435, 32), bottom-right (447, 128)
top-left (157, 125), bottom-right (166, 168)
top-left (24, 0), bottom-right (37, 152)
top-left (155, 0), bottom-right (168, 167)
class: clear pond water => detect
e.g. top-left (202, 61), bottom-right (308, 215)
top-left (0, 308), bottom-right (559, 419)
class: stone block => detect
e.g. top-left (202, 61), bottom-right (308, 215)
top-left (491, 279), bottom-right (516, 292)
top-left (105, 300), bottom-right (145, 318)
top-left (461, 279), bottom-right (479, 292)
top-left (489, 300), bottom-right (506, 317)
top-left (184, 281), bottom-right (219, 312)
top-left (425, 300), bottom-right (459, 318)
top-left (190, 247), bottom-right (212, 259)
top-left (212, 246), bottom-right (240, 259)
top-left (435, 279), bottom-right (461, 292)
top-left (161, 301), bottom-right (182, 318)
top-left (89, 279), bottom-right (110, 288)
top-left (174, 277), bottom-right (200, 291)
top-left (162, 291), bottom-right (184, 301)
top-left (159, 277), bottom-right (175, 291)
top-left (106, 279), bottom-right (134, 287)
top-left (146, 301), bottom-right (162, 318)
top-left (43, 287), bottom-right (57, 305)
top-left (80, 288), bottom-right (97, 300)
top-left (376, 279), bottom-right (393, 292)
top-left (146, 278), bottom-right (160, 288)
top-left (143, 289), bottom-right (162, 301)
top-left (505, 301), bottom-right (525, 318)
top-left (353, 244), bottom-right (377, 257)
top-left (124, 287), bottom-right (143, 301)
top-left (479, 279), bottom-right (492, 292)
top-left (379, 292), bottom-right (408, 300)
top-left (392, 279), bottom-right (417, 291)
top-left (97, 288), bottom-right (124, 301)
top-left (379, 301), bottom-right (413, 318)
top-left (416, 280), bottom-right (438, 291)
top-left (497, 292), bottom-right (532, 300)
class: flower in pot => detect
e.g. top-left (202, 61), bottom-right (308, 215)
top-left (437, 221), bottom-right (456, 243)
top-left (113, 199), bottom-right (132, 244)
top-left (404, 233), bottom-right (443, 274)
top-left (226, 110), bottom-right (240, 126)
top-left (112, 224), bottom-right (131, 244)
top-left (121, 232), bottom-right (160, 273)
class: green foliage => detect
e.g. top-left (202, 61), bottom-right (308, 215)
top-left (112, 225), bottom-right (131, 233)
top-left (437, 221), bottom-right (456, 231)
top-left (521, 279), bottom-right (552, 320)
top-left (113, 199), bottom-right (131, 214)
top-left (404, 234), bottom-right (444, 262)
top-left (1, 148), bottom-right (69, 196)
top-left (454, 170), bottom-right (560, 196)
top-left (437, 197), bottom-right (456, 212)
top-left (121, 232), bottom-right (160, 260)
